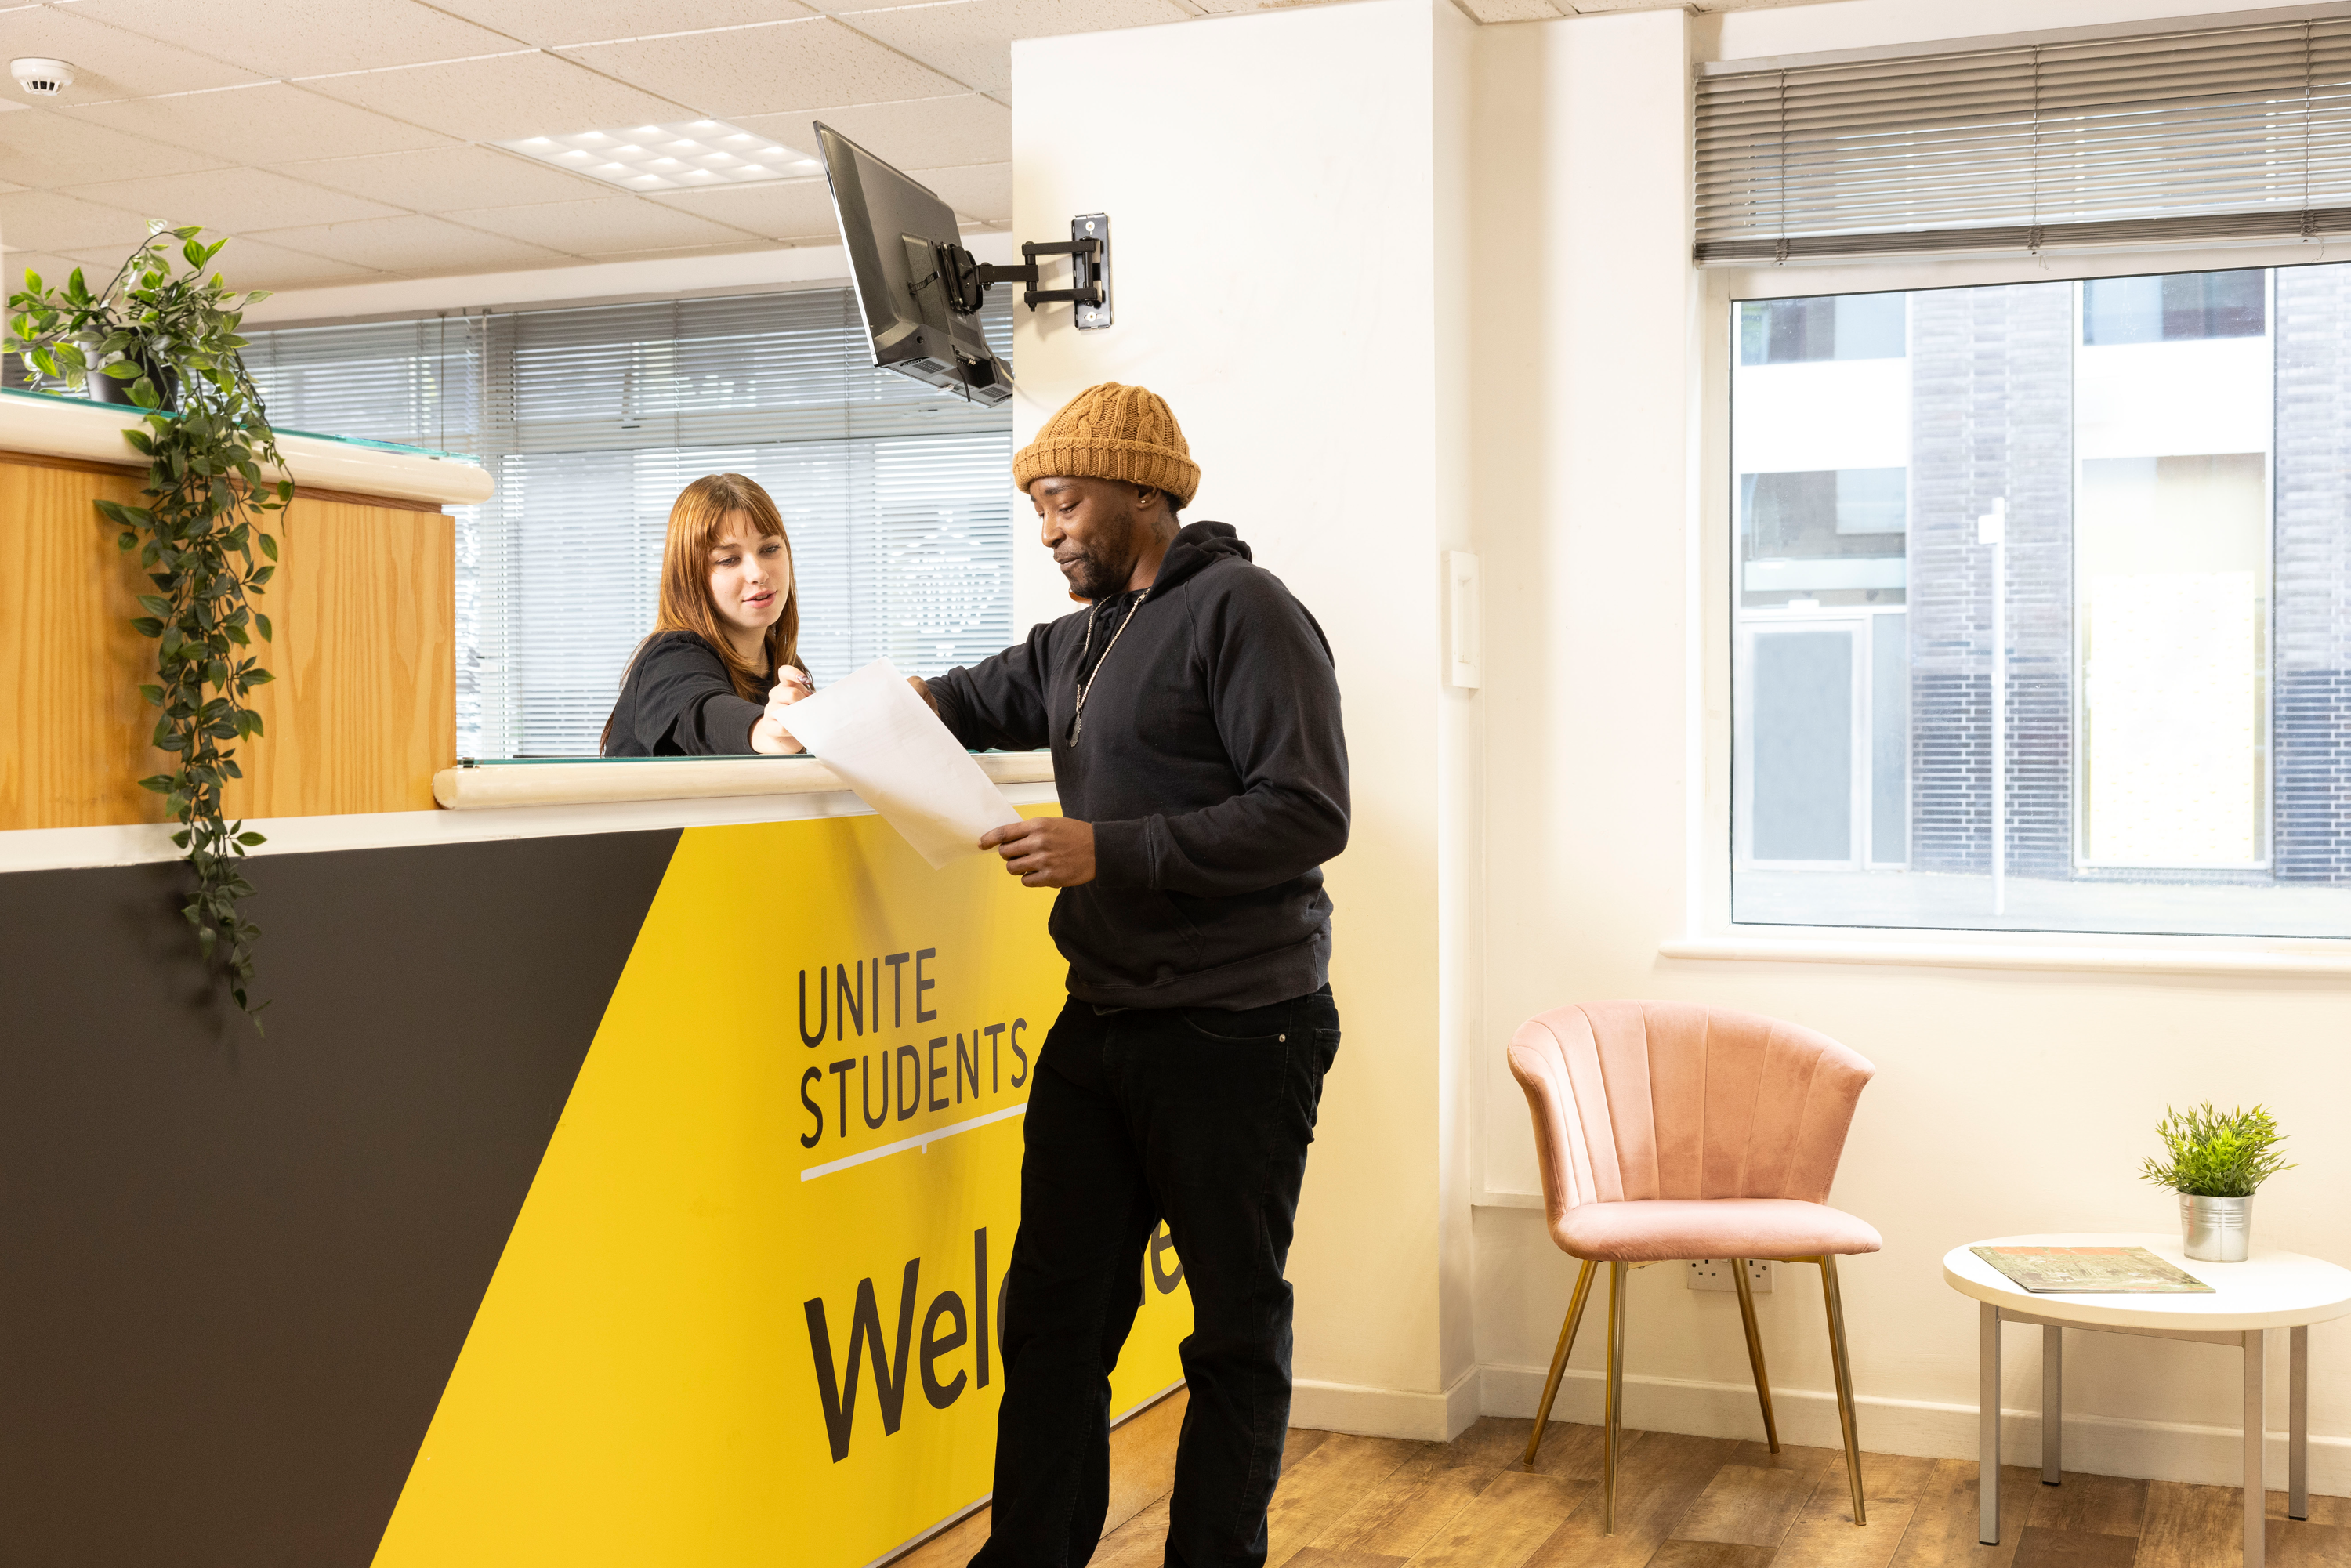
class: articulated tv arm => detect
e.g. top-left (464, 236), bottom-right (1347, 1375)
top-left (943, 214), bottom-right (1112, 330)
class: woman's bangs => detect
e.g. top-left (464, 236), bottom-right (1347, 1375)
top-left (687, 480), bottom-right (788, 554)
top-left (734, 491), bottom-right (789, 544)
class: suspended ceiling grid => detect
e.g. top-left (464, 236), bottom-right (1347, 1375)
top-left (0, 0), bottom-right (1836, 293)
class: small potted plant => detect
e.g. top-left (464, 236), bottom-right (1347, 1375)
top-left (6, 219), bottom-right (202, 410)
top-left (2140, 1103), bottom-right (2294, 1262)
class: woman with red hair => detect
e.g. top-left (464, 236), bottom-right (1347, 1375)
top-left (600, 473), bottom-right (813, 756)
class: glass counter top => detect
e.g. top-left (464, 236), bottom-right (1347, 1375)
top-left (0, 386), bottom-right (482, 463)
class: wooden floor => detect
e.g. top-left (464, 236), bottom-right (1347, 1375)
top-left (1086, 1416), bottom-right (2351, 1568)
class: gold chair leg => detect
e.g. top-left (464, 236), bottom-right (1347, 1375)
top-left (1731, 1258), bottom-right (1780, 1453)
top-left (1524, 1258), bottom-right (1597, 1465)
top-left (1819, 1255), bottom-right (1867, 1526)
top-left (1603, 1260), bottom-right (1627, 1535)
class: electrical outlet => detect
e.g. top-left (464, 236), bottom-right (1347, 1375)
top-left (1686, 1258), bottom-right (1773, 1293)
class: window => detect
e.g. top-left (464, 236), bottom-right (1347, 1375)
top-left (1730, 263), bottom-right (2351, 940)
top-left (244, 288), bottom-right (1016, 757)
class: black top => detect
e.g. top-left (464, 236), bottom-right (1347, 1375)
top-left (601, 629), bottom-right (778, 756)
top-left (927, 522), bottom-right (1350, 1011)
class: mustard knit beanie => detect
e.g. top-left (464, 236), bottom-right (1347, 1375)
top-left (1012, 382), bottom-right (1200, 507)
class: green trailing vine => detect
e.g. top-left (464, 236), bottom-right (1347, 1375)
top-left (9, 226), bottom-right (288, 1027)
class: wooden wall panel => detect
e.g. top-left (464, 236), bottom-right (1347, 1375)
top-left (0, 455), bottom-right (455, 830)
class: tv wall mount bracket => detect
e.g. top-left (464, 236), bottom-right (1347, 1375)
top-left (946, 213), bottom-right (1110, 330)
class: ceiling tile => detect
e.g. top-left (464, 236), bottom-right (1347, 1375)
top-left (295, 51), bottom-right (701, 144)
top-left (70, 0), bottom-right (531, 79)
top-left (0, 105), bottom-right (230, 186)
top-left (0, 189), bottom-right (158, 252)
top-left (554, 18), bottom-right (962, 118)
top-left (426, 0), bottom-right (818, 47)
top-left (248, 213), bottom-right (571, 273)
top-left (642, 179), bottom-right (840, 242)
top-left (840, 0), bottom-right (1193, 96)
top-left (741, 92), bottom-right (1008, 167)
top-left (62, 234), bottom-right (386, 292)
top-left (66, 168), bottom-right (406, 233)
top-left (796, 0), bottom-right (968, 11)
top-left (64, 84), bottom-right (454, 166)
top-left (446, 195), bottom-right (765, 254)
top-left (583, 240), bottom-right (783, 264)
top-left (1456, 0), bottom-right (1563, 16)
top-left (0, 5), bottom-right (270, 100)
top-left (270, 145), bottom-right (617, 212)
top-left (206, 237), bottom-right (385, 290)
top-left (911, 161), bottom-right (1009, 223)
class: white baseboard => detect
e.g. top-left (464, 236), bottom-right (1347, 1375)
top-left (1291, 1363), bottom-right (1483, 1441)
top-left (1479, 1361), bottom-right (2351, 1494)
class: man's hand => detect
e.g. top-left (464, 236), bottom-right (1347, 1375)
top-left (750, 666), bottom-right (812, 755)
top-left (980, 817), bottom-right (1095, 887)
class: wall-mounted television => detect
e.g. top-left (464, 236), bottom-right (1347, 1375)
top-left (816, 121), bottom-right (1012, 407)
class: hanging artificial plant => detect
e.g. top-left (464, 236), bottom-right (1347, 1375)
top-left (9, 225), bottom-right (288, 1027)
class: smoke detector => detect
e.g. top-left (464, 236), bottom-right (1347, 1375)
top-left (12, 59), bottom-right (75, 97)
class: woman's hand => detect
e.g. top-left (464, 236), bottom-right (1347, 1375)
top-left (750, 666), bottom-right (812, 755)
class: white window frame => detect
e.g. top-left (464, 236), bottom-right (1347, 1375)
top-left (1694, 237), bottom-right (2350, 960)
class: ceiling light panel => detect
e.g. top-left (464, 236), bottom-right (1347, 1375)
top-left (495, 121), bottom-right (820, 193)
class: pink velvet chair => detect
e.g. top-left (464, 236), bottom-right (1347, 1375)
top-left (1507, 1001), bottom-right (1881, 1534)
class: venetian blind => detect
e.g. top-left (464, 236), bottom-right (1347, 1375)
top-left (238, 315), bottom-right (499, 755)
top-left (240, 316), bottom-right (486, 455)
top-left (1696, 12), bottom-right (2351, 263)
top-left (245, 288), bottom-right (1015, 759)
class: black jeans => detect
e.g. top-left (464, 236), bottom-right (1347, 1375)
top-left (969, 986), bottom-right (1340, 1568)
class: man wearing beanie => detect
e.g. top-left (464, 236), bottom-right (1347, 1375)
top-left (915, 382), bottom-right (1349, 1568)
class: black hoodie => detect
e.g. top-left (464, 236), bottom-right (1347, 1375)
top-left (927, 522), bottom-right (1350, 1010)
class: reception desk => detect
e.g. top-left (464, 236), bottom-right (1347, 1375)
top-left (0, 393), bottom-right (1186, 1568)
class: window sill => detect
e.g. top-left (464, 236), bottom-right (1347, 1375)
top-left (432, 751), bottom-right (1055, 810)
top-left (1660, 935), bottom-right (2351, 979)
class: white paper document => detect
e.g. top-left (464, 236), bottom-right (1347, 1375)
top-left (780, 658), bottom-right (1023, 867)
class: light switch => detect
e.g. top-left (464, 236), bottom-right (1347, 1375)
top-left (1447, 550), bottom-right (1480, 690)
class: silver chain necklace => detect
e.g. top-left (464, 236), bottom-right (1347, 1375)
top-left (1067, 589), bottom-right (1149, 747)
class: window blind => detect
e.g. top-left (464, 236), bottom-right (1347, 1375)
top-left (245, 287), bottom-right (1015, 759)
top-left (240, 316), bottom-right (485, 455)
top-left (1696, 12), bottom-right (2351, 263)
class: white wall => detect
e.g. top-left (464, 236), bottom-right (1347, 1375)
top-left (1010, 0), bottom-right (1483, 1437)
top-left (1470, 0), bottom-right (2351, 1493)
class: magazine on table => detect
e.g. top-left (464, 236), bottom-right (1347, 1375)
top-left (1971, 1245), bottom-right (2213, 1294)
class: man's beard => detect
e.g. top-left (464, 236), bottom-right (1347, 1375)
top-left (1060, 540), bottom-right (1136, 601)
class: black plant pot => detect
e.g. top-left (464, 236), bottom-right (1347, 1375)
top-left (88, 345), bottom-right (180, 412)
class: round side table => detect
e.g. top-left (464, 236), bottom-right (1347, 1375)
top-left (1943, 1231), bottom-right (2351, 1568)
